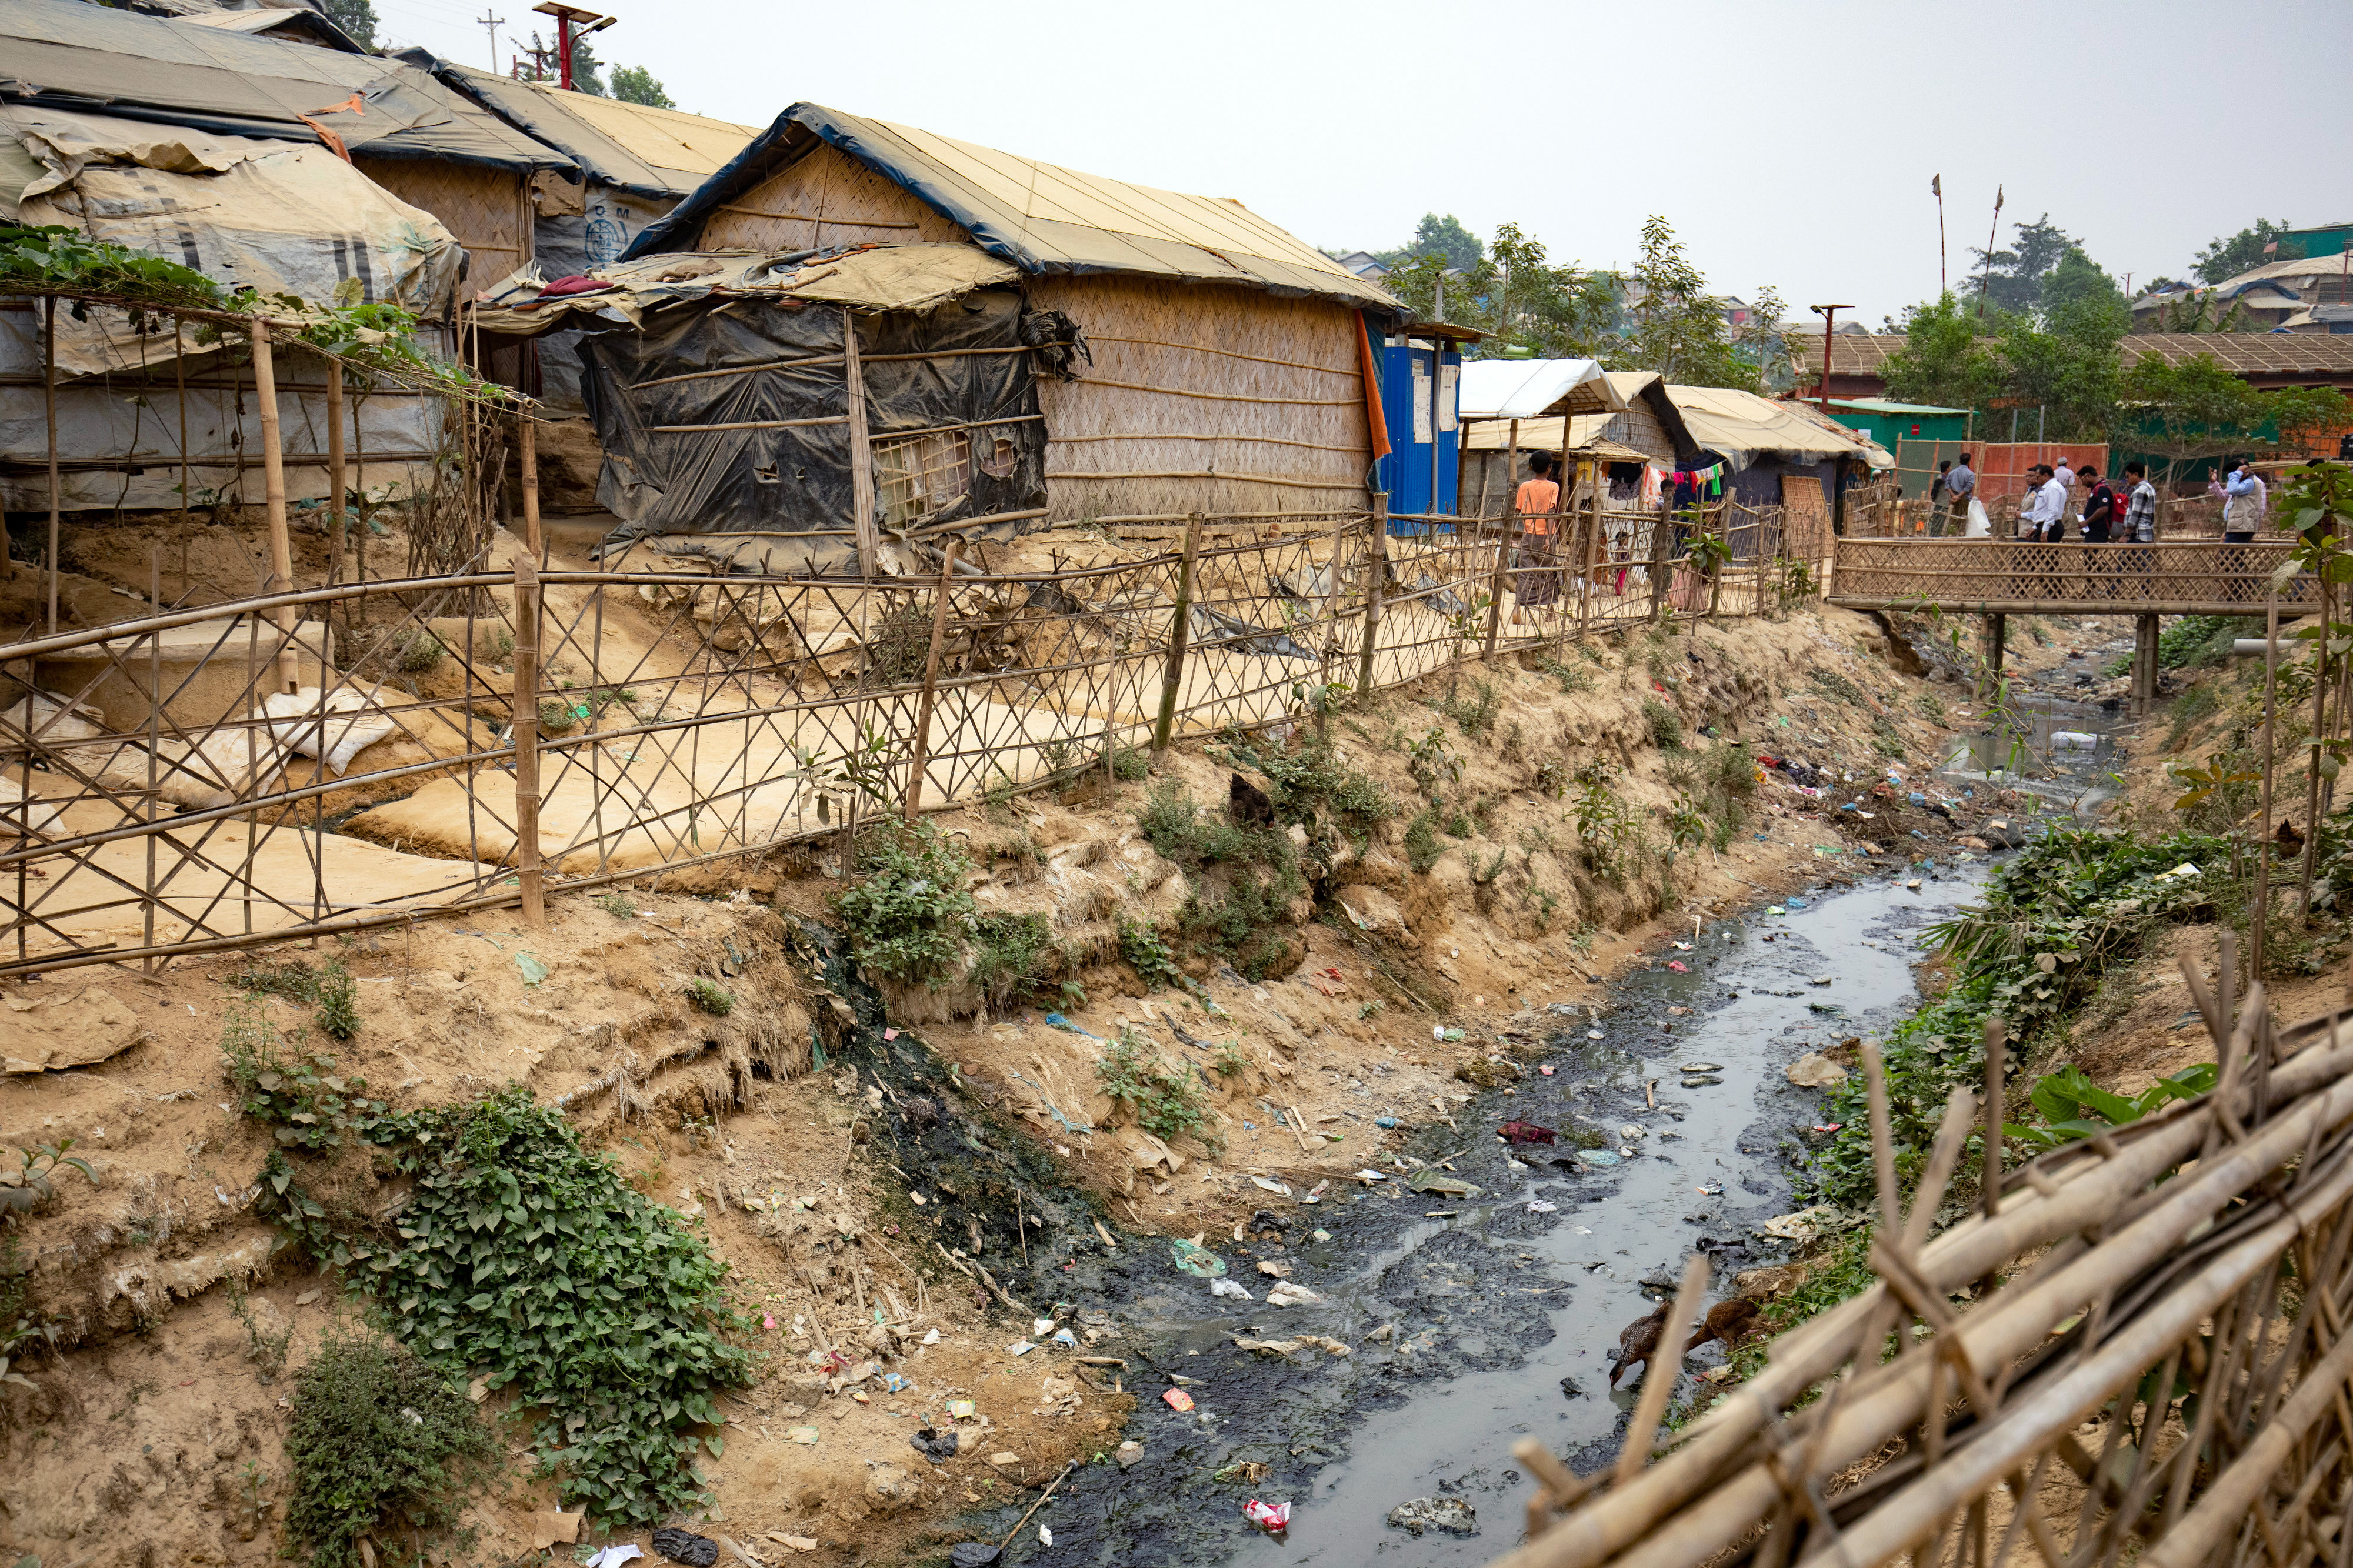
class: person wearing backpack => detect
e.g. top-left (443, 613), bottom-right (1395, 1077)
top-left (2078, 465), bottom-right (2119, 598)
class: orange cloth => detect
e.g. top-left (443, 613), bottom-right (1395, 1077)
top-left (1514, 477), bottom-right (1560, 534)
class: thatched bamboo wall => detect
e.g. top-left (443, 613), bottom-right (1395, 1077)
top-left (685, 142), bottom-right (1372, 522)
top-left (1026, 275), bottom-right (1369, 522)
top-left (696, 151), bottom-right (965, 251)
top-left (354, 158), bottom-right (531, 282)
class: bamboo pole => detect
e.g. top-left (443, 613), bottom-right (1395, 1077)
top-left (1616, 1253), bottom-right (1708, 1490)
top-left (1317, 511), bottom-right (1348, 734)
top-left (1359, 498), bottom-right (1387, 700)
top-left (2304, 576), bottom-right (2331, 919)
top-left (42, 298), bottom-right (60, 619)
top-left (143, 546), bottom-right (160, 970)
top-left (249, 320), bottom-right (299, 694)
top-left (902, 541), bottom-right (962, 822)
top-left (842, 311), bottom-right (878, 577)
top-left (1152, 513), bottom-right (1205, 756)
top-left (2256, 591), bottom-right (2279, 979)
top-left (512, 555), bottom-right (544, 927)
top-left (1485, 498), bottom-right (1516, 660)
top-left (519, 415), bottom-right (543, 563)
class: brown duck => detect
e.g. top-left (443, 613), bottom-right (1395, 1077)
top-left (1684, 1298), bottom-right (1762, 1353)
top-left (1611, 1300), bottom-right (1671, 1389)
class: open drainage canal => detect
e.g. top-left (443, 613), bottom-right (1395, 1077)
top-left (977, 865), bottom-right (1995, 1567)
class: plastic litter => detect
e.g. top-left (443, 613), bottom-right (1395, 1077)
top-left (1387, 1496), bottom-right (1479, 1536)
top-left (1765, 905), bottom-right (1785, 916)
top-left (1526, 1199), bottom-right (1559, 1213)
top-left (1433, 1026), bottom-right (1467, 1042)
top-left (1006, 1340), bottom-right (1037, 1356)
top-left (1667, 960), bottom-right (1688, 972)
top-left (1497, 1120), bottom-right (1555, 1145)
top-left (1243, 1499), bottom-right (1292, 1533)
top-left (1785, 896), bottom-right (1811, 909)
top-left (1209, 1277), bottom-right (1255, 1301)
top-left (1162, 1387), bottom-right (1196, 1412)
top-left (1039, 1527), bottom-right (1054, 1547)
top-left (788, 1425), bottom-right (821, 1444)
top-left (1170, 1239), bottom-right (1228, 1278)
top-left (1588, 1029), bottom-right (1606, 1040)
top-left (514, 952), bottom-right (550, 986)
top-left (652, 1527), bottom-right (719, 1567)
top-left (1539, 1065), bottom-right (1555, 1076)
top-left (1249, 1176), bottom-right (1291, 1196)
top-left (1052, 1328), bottom-right (1078, 1349)
top-left (1579, 1150), bottom-right (1621, 1167)
top-left (1265, 1282), bottom-right (1324, 1307)
top-left (1355, 1169), bottom-right (1389, 1182)
top-left (946, 1399), bottom-right (978, 1420)
top-left (948, 1545), bottom-right (1001, 1568)
top-left (911, 1427), bottom-right (961, 1462)
top-left (1375, 1115), bottom-right (1398, 1128)
top-left (586, 1549), bottom-right (645, 1568)
top-left (1407, 1170), bottom-right (1480, 1196)
top-left (1312, 1229), bottom-right (1332, 1241)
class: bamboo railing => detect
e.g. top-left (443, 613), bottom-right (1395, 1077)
top-left (1829, 538), bottom-right (2315, 615)
top-left (1497, 959), bottom-right (2353, 1568)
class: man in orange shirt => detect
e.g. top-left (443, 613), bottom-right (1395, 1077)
top-left (1512, 452), bottom-right (1563, 619)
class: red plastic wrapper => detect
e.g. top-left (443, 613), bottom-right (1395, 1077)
top-left (1242, 1499), bottom-right (1292, 1533)
top-left (1497, 1120), bottom-right (1555, 1145)
top-left (1162, 1387), bottom-right (1195, 1412)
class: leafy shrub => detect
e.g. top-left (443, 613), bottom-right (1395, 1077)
top-left (1534, 655), bottom-right (1593, 694)
top-left (972, 911), bottom-right (1054, 1008)
top-left (394, 630), bottom-right (446, 673)
top-left (2159, 614), bottom-right (2255, 671)
top-left (1114, 745), bottom-right (1152, 782)
top-left (313, 962), bottom-right (359, 1042)
top-left (221, 1007), bottom-right (383, 1153)
top-left (283, 1335), bottom-right (497, 1568)
top-left (1434, 678), bottom-right (1500, 740)
top-left (1572, 764), bottom-right (1644, 883)
top-left (1095, 1029), bottom-right (1211, 1143)
top-left (834, 822), bottom-right (975, 987)
top-left (1117, 916), bottom-right (1185, 992)
top-left (596, 891), bottom-right (639, 919)
top-left (1641, 697), bottom-right (1681, 748)
top-left (1219, 731), bottom-right (1397, 840)
top-left (685, 978), bottom-right (735, 1015)
top-left (1137, 780), bottom-right (1307, 979)
top-left (259, 1087), bottom-right (751, 1524)
top-left (1403, 808), bottom-right (1443, 873)
top-left (233, 957), bottom-right (361, 1043)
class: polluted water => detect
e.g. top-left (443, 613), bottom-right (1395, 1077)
top-left (1024, 863), bottom-right (1990, 1567)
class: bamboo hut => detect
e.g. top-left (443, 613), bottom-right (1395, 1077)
top-left (1458, 370), bottom-right (1703, 516)
top-left (625, 102), bottom-right (1400, 526)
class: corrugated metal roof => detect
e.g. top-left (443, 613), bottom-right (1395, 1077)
top-left (0, 0), bottom-right (559, 170)
top-left (629, 102), bottom-right (1398, 309)
top-left (1798, 332), bottom-right (2353, 379)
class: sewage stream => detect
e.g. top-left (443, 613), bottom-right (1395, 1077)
top-left (948, 866), bottom-right (1995, 1567)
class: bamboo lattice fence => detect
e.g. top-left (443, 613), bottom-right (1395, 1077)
top-left (0, 491), bottom-right (1821, 976)
top-left (1496, 961), bottom-right (2353, 1568)
top-left (1828, 539), bottom-right (2317, 616)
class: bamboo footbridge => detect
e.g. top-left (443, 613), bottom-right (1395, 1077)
top-left (1827, 539), bottom-right (2313, 618)
top-left (1492, 949), bottom-right (2353, 1568)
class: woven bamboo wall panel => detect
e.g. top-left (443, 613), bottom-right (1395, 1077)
top-left (699, 149), bottom-right (964, 251)
top-left (1828, 538), bottom-right (2319, 613)
top-left (1029, 275), bottom-right (1369, 521)
top-left (354, 158), bottom-right (528, 275)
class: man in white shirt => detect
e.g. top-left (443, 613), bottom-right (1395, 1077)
top-left (2223, 458), bottom-right (2267, 543)
top-left (2052, 458), bottom-right (2075, 492)
top-left (2015, 465), bottom-right (2065, 542)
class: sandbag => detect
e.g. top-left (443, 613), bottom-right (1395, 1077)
top-left (256, 686), bottom-right (398, 775)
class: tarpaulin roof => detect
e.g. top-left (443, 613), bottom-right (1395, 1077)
top-left (1456, 358), bottom-right (1624, 419)
top-left (470, 244), bottom-right (1023, 336)
top-left (176, 8), bottom-right (365, 52)
top-left (0, 0), bottom-right (562, 171)
top-left (1666, 383), bottom-right (1892, 468)
top-left (406, 52), bottom-right (756, 200)
top-left (626, 102), bottom-right (1398, 309)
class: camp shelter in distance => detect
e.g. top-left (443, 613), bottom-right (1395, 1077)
top-left (615, 101), bottom-right (1401, 535)
top-left (1455, 368), bottom-right (1702, 516)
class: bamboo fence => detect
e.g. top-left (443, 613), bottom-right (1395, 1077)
top-left (1827, 539), bottom-right (2316, 616)
top-left (1496, 965), bottom-right (2353, 1568)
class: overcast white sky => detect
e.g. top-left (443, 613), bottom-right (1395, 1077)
top-left (374, 0), bottom-right (2352, 325)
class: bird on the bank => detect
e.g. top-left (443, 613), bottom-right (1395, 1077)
top-left (1229, 772), bottom-right (1276, 826)
top-left (1611, 1300), bottom-right (1672, 1389)
top-left (2278, 819), bottom-right (2307, 856)
top-left (1684, 1297), bottom-right (1762, 1353)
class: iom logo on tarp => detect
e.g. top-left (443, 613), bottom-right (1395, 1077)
top-left (585, 202), bottom-right (628, 270)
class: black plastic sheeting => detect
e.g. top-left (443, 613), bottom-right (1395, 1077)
top-left (579, 287), bottom-right (1045, 558)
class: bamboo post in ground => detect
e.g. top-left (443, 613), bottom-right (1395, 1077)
top-left (1484, 500), bottom-right (1517, 660)
top-left (1647, 502), bottom-right (1671, 624)
top-left (249, 319), bottom-right (300, 694)
top-left (1152, 513), bottom-right (1206, 756)
top-left (42, 297), bottom-right (59, 626)
top-left (1978, 1015), bottom-right (2005, 1300)
top-left (2255, 591), bottom-right (2279, 979)
top-left (1317, 511), bottom-right (1348, 735)
top-left (903, 542), bottom-right (962, 821)
top-left (519, 413), bottom-right (544, 563)
top-left (842, 311), bottom-right (878, 577)
top-left (144, 547), bottom-right (161, 970)
top-left (512, 555), bottom-right (545, 927)
top-left (1358, 498), bottom-right (1387, 700)
top-left (325, 354), bottom-right (346, 579)
top-left (2302, 578), bottom-right (2331, 919)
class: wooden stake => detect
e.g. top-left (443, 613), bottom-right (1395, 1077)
top-left (842, 311), bottom-right (878, 578)
top-left (1152, 513), bottom-right (1205, 755)
top-left (249, 319), bottom-right (299, 694)
top-left (512, 555), bottom-right (545, 927)
top-left (1982, 1015), bottom-right (2005, 1224)
top-left (1485, 498), bottom-right (1517, 660)
top-left (2255, 591), bottom-right (2279, 980)
top-left (325, 354), bottom-right (346, 585)
top-left (1359, 497), bottom-right (1387, 699)
top-left (903, 541), bottom-right (961, 822)
top-left (519, 413), bottom-right (544, 563)
top-left (2304, 578), bottom-right (2331, 919)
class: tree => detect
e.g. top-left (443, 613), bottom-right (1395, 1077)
top-left (2192, 218), bottom-right (2293, 285)
top-left (1617, 216), bottom-right (1780, 392)
top-left (1381, 213), bottom-right (1483, 273)
top-left (1881, 292), bottom-right (2005, 413)
top-left (2039, 247), bottom-right (2125, 323)
top-left (2121, 354), bottom-right (2348, 483)
top-left (1381, 222), bottom-right (1618, 361)
top-left (568, 37), bottom-right (606, 95)
top-left (316, 0), bottom-right (376, 48)
top-left (1969, 214), bottom-right (2078, 317)
top-left (609, 65), bottom-right (674, 108)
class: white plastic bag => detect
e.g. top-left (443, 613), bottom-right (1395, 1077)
top-left (1965, 498), bottom-right (1991, 538)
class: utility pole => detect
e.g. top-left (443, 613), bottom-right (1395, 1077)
top-left (1932, 173), bottom-right (1946, 296)
top-left (477, 8), bottom-right (505, 69)
top-left (530, 0), bottom-right (615, 91)
top-left (1808, 303), bottom-right (1851, 412)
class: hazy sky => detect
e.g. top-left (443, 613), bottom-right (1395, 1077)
top-left (375, 0), bottom-right (2352, 325)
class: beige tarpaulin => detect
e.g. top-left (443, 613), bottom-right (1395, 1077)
top-left (783, 244), bottom-right (1022, 312)
top-left (1664, 383), bottom-right (1895, 469)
